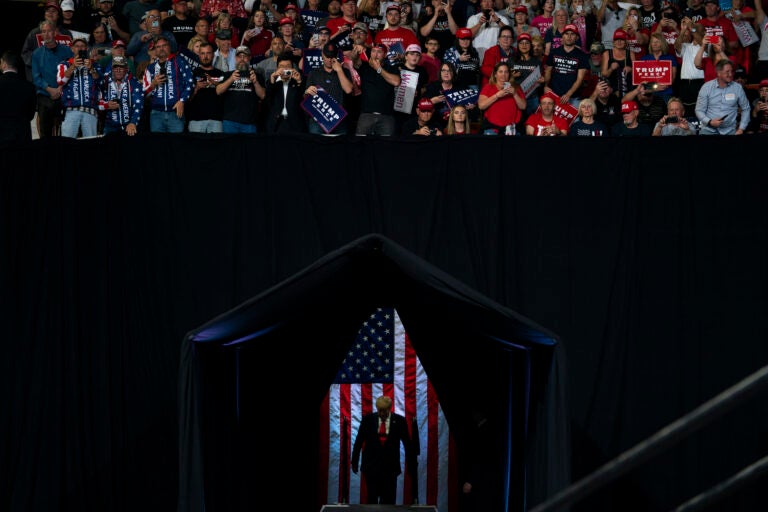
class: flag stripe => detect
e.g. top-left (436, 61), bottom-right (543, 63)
top-left (319, 309), bottom-right (451, 511)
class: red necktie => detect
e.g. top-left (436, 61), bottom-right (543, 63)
top-left (379, 420), bottom-right (387, 445)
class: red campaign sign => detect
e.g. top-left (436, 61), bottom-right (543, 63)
top-left (632, 60), bottom-right (672, 85)
top-left (541, 91), bottom-right (579, 126)
top-left (35, 33), bottom-right (74, 47)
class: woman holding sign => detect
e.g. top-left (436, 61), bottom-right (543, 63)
top-left (478, 61), bottom-right (527, 135)
top-left (638, 32), bottom-right (677, 102)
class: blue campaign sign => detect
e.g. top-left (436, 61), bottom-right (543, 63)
top-left (303, 49), bottom-right (324, 72)
top-left (300, 89), bottom-right (348, 133)
top-left (444, 88), bottom-right (480, 108)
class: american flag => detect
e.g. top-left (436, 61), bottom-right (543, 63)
top-left (318, 308), bottom-right (453, 511)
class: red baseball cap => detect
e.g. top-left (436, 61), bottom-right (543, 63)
top-left (112, 39), bottom-right (126, 48)
top-left (279, 17), bottom-right (294, 26)
top-left (372, 42), bottom-right (389, 52)
top-left (613, 29), bottom-right (628, 40)
top-left (517, 32), bottom-right (532, 43)
top-left (759, 79), bottom-right (768, 88)
top-left (456, 27), bottom-right (473, 39)
top-left (417, 98), bottom-right (434, 111)
top-left (514, 5), bottom-right (528, 14)
top-left (621, 100), bottom-right (638, 113)
top-left (563, 24), bottom-right (578, 34)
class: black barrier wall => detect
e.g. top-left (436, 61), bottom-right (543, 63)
top-left (2, 134), bottom-right (768, 512)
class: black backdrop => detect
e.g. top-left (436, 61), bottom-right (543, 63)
top-left (2, 133), bottom-right (768, 512)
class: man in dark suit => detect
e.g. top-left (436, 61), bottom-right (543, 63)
top-left (351, 395), bottom-right (413, 505)
top-left (264, 53), bottom-right (306, 133)
top-left (0, 51), bottom-right (37, 144)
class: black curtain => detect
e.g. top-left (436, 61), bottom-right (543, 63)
top-left (2, 134), bottom-right (768, 512)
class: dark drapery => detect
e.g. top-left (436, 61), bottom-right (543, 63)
top-left (2, 134), bottom-right (768, 512)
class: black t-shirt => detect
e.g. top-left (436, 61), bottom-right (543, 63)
top-left (162, 15), bottom-right (198, 48)
top-left (357, 61), bottom-right (400, 114)
top-left (188, 66), bottom-right (224, 121)
top-left (417, 13), bottom-right (454, 60)
top-left (220, 69), bottom-right (261, 124)
top-left (401, 115), bottom-right (443, 135)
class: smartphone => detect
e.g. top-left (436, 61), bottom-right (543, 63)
top-left (665, 116), bottom-right (679, 124)
top-left (158, 66), bottom-right (167, 76)
top-left (78, 50), bottom-right (88, 60)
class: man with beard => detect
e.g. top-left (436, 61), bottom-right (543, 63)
top-left (216, 45), bottom-right (267, 133)
top-left (187, 41), bottom-right (225, 133)
top-left (142, 35), bottom-right (194, 132)
top-left (543, 23), bottom-right (589, 107)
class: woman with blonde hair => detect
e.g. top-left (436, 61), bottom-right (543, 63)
top-left (444, 104), bottom-right (475, 134)
top-left (638, 31), bottom-right (677, 101)
top-left (568, 97), bottom-right (607, 135)
top-left (187, 34), bottom-right (207, 55)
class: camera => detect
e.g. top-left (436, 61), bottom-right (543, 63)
top-left (642, 82), bottom-right (657, 91)
top-left (237, 66), bottom-right (250, 79)
top-left (665, 116), bottom-right (679, 124)
top-left (282, 69), bottom-right (292, 77)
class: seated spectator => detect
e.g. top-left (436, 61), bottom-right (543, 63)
top-left (590, 76), bottom-right (622, 129)
top-left (444, 104), bottom-right (474, 134)
top-left (612, 99), bottom-right (652, 135)
top-left (622, 82), bottom-right (666, 127)
top-left (568, 97), bottom-right (608, 135)
top-left (525, 94), bottom-right (569, 135)
top-left (652, 96), bottom-right (697, 135)
top-left (402, 97), bottom-right (445, 134)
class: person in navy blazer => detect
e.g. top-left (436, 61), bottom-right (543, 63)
top-left (351, 395), bottom-right (414, 504)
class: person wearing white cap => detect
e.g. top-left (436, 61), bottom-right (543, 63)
top-left (395, 43), bottom-right (429, 127)
top-left (60, 0), bottom-right (89, 35)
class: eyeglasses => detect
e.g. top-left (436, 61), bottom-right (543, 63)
top-left (499, 35), bottom-right (512, 39)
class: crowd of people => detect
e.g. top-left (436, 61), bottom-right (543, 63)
top-left (2, 0), bottom-right (768, 142)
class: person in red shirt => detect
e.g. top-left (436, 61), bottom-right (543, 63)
top-left (480, 25), bottom-right (515, 87)
top-left (698, 0), bottom-right (739, 56)
top-left (478, 61), bottom-right (526, 134)
top-left (374, 3), bottom-right (420, 59)
top-left (525, 94), bottom-right (570, 135)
